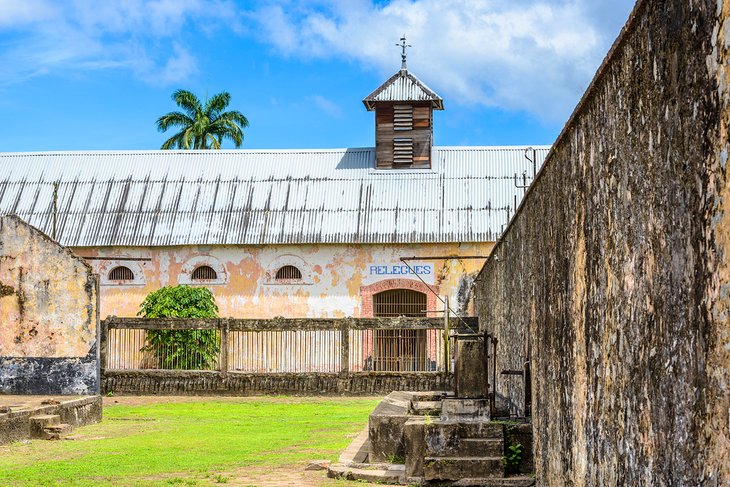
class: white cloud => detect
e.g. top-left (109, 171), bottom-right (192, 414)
top-left (0, 0), bottom-right (236, 86)
top-left (0, 0), bottom-right (58, 27)
top-left (308, 95), bottom-right (343, 118)
top-left (251, 0), bottom-right (634, 122)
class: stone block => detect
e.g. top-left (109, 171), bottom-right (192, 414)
top-left (441, 398), bottom-right (490, 420)
top-left (367, 391), bottom-right (414, 462)
top-left (424, 456), bottom-right (504, 481)
top-left (403, 418), bottom-right (426, 478)
top-left (454, 337), bottom-right (487, 398)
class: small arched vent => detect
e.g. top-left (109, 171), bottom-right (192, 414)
top-left (275, 265), bottom-right (302, 280)
top-left (192, 265), bottom-right (218, 281)
top-left (108, 266), bottom-right (134, 281)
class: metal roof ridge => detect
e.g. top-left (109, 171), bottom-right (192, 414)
top-left (0, 147), bottom-right (378, 156)
top-left (402, 70), bottom-right (442, 102)
top-left (362, 68), bottom-right (444, 110)
top-left (0, 145), bottom-right (551, 157)
top-left (434, 145), bottom-right (553, 150)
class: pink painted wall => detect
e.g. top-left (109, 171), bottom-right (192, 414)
top-left (76, 242), bottom-right (492, 319)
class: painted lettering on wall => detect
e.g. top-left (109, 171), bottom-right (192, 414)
top-left (368, 264), bottom-right (432, 276)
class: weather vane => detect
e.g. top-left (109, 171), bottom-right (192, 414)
top-left (397, 35), bottom-right (411, 70)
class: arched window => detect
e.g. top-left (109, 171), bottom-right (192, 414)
top-left (373, 289), bottom-right (428, 371)
top-left (191, 265), bottom-right (218, 281)
top-left (108, 266), bottom-right (134, 281)
top-left (275, 265), bottom-right (302, 280)
top-left (373, 289), bottom-right (427, 317)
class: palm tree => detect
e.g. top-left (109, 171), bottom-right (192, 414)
top-left (156, 90), bottom-right (249, 150)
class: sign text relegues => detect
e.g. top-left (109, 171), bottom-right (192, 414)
top-left (368, 264), bottom-right (432, 276)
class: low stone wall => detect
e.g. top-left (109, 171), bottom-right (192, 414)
top-left (103, 370), bottom-right (453, 396)
top-left (1, 349), bottom-right (99, 397)
top-left (0, 395), bottom-right (102, 445)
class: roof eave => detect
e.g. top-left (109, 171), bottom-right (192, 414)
top-left (362, 99), bottom-right (443, 110)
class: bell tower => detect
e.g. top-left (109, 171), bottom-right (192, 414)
top-left (363, 36), bottom-right (444, 169)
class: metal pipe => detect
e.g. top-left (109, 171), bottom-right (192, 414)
top-left (400, 255), bottom-right (489, 260)
top-left (443, 295), bottom-right (450, 375)
top-left (52, 181), bottom-right (58, 240)
top-left (492, 336), bottom-right (498, 415)
top-left (483, 330), bottom-right (490, 400)
top-left (80, 256), bottom-right (152, 261)
top-left (398, 257), bottom-right (477, 334)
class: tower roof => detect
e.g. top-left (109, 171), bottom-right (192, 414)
top-left (363, 69), bottom-right (444, 111)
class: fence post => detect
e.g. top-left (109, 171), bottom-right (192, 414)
top-left (443, 295), bottom-right (450, 375)
top-left (340, 320), bottom-right (350, 375)
top-left (99, 317), bottom-right (109, 374)
top-left (219, 319), bottom-right (229, 373)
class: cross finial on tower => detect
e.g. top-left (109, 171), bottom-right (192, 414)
top-left (396, 35), bottom-right (411, 70)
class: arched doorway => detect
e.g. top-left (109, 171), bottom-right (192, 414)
top-left (373, 289), bottom-right (427, 317)
top-left (373, 289), bottom-right (428, 371)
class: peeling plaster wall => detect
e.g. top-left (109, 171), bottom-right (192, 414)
top-left (0, 215), bottom-right (99, 395)
top-left (473, 0), bottom-right (729, 484)
top-left (78, 242), bottom-right (491, 319)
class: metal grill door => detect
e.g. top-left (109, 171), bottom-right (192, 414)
top-left (373, 289), bottom-right (428, 371)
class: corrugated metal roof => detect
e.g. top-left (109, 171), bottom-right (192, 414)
top-left (0, 146), bottom-right (549, 247)
top-left (363, 69), bottom-right (444, 111)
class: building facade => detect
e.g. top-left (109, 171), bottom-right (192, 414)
top-left (0, 67), bottom-right (549, 320)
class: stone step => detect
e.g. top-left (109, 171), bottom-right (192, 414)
top-left (458, 421), bottom-right (503, 439)
top-left (424, 436), bottom-right (503, 458)
top-left (42, 423), bottom-right (73, 440)
top-left (410, 401), bottom-right (441, 416)
top-left (457, 438), bottom-right (504, 457)
top-left (452, 476), bottom-right (536, 487)
top-left (30, 414), bottom-right (61, 427)
top-left (440, 399), bottom-right (490, 421)
top-left (327, 462), bottom-right (405, 484)
top-left (424, 456), bottom-right (505, 481)
top-left (29, 414), bottom-right (61, 439)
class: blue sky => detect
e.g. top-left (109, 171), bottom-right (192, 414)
top-left (0, 0), bottom-right (636, 151)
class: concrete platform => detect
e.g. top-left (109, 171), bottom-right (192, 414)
top-left (0, 395), bottom-right (101, 445)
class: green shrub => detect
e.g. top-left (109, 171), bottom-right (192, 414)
top-left (502, 442), bottom-right (524, 472)
top-left (138, 286), bottom-right (220, 370)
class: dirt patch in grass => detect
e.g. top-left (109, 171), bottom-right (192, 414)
top-left (207, 464), bottom-right (384, 487)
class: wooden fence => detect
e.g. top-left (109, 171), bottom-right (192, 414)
top-left (100, 317), bottom-right (477, 395)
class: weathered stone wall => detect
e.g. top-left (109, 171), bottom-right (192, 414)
top-left (102, 370), bottom-right (452, 396)
top-left (0, 215), bottom-right (99, 395)
top-left (473, 0), bottom-right (729, 484)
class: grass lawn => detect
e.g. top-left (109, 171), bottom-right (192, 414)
top-left (0, 396), bottom-right (381, 486)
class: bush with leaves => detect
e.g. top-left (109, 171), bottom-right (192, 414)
top-left (502, 442), bottom-right (524, 472)
top-left (138, 285), bottom-right (220, 370)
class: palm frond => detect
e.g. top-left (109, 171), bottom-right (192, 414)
top-left (158, 89), bottom-right (248, 150)
top-left (217, 120), bottom-right (244, 147)
top-left (206, 133), bottom-right (222, 150)
top-left (220, 110), bottom-right (249, 128)
top-left (156, 112), bottom-right (194, 132)
top-left (206, 92), bottom-right (231, 115)
top-left (183, 128), bottom-right (196, 150)
top-left (160, 130), bottom-right (188, 150)
top-left (173, 89), bottom-right (203, 117)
